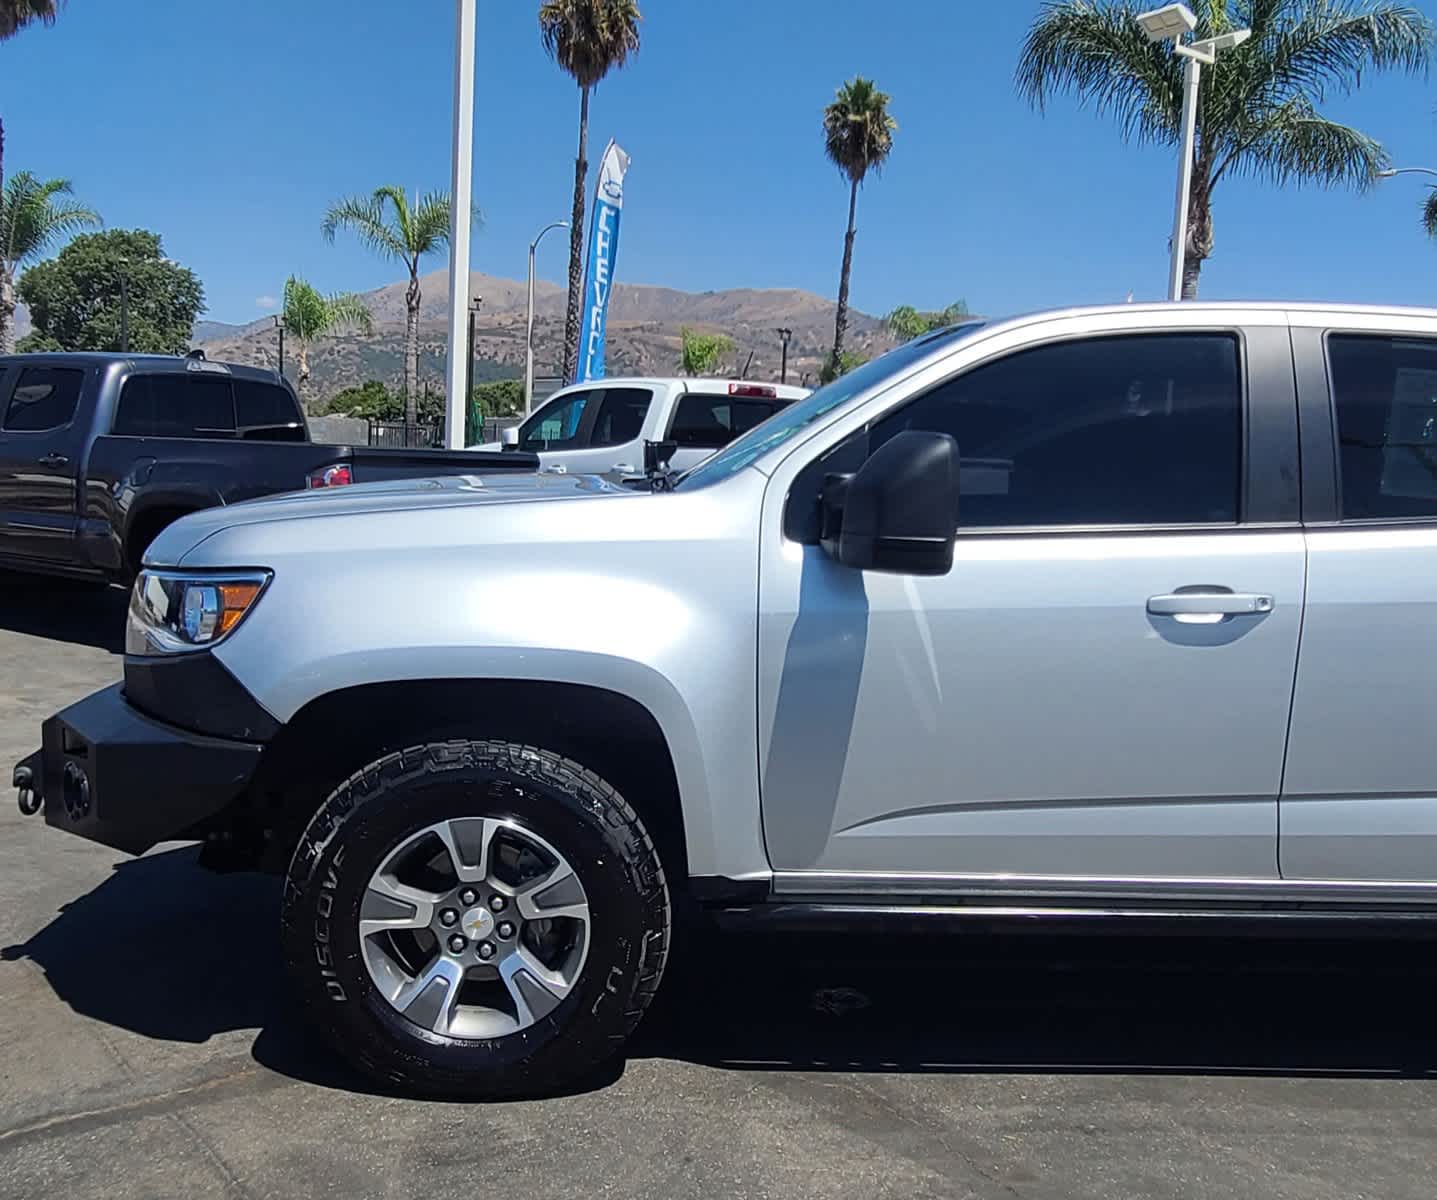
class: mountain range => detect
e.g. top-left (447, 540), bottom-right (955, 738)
top-left (187, 270), bottom-right (894, 399)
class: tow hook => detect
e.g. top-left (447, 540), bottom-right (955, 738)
top-left (13, 758), bottom-right (42, 816)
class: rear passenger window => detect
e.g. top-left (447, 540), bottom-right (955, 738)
top-left (1330, 335), bottom-right (1437, 520)
top-left (669, 395), bottom-right (784, 449)
top-left (872, 333), bottom-right (1243, 528)
top-left (235, 379), bottom-right (302, 436)
top-left (3, 367), bottom-right (83, 432)
top-left (114, 374), bottom-right (236, 438)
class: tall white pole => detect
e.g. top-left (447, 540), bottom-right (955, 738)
top-left (1168, 53), bottom-right (1201, 302)
top-left (444, 0), bottom-right (477, 449)
top-left (524, 240), bottom-right (537, 416)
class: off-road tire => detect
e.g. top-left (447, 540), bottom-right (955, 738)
top-left (281, 739), bottom-right (671, 1098)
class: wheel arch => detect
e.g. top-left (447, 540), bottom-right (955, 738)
top-left (251, 678), bottom-right (690, 887)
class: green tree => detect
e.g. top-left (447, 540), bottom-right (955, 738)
top-left (322, 379), bottom-right (401, 420)
top-left (0, 1), bottom-right (65, 200)
top-left (539, 0), bottom-right (642, 382)
top-left (1018, 0), bottom-right (1433, 300)
top-left (818, 349), bottom-right (869, 386)
top-left (17, 229), bottom-right (202, 354)
top-left (471, 377), bottom-right (525, 418)
top-left (824, 76), bottom-right (896, 375)
top-left (322, 186), bottom-right (457, 424)
top-left (0, 170), bottom-right (99, 351)
top-left (885, 299), bottom-right (969, 342)
top-left (280, 276), bottom-right (372, 409)
top-left (1424, 189), bottom-right (1437, 240)
top-left (678, 326), bottom-right (734, 375)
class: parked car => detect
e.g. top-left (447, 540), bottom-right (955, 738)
top-left (471, 376), bottom-right (809, 478)
top-left (0, 352), bottom-right (537, 582)
top-left (19, 302), bottom-right (1437, 1098)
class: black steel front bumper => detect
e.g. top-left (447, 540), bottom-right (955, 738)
top-left (13, 683), bottom-right (263, 855)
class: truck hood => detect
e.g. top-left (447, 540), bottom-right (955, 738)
top-left (148, 471), bottom-right (631, 567)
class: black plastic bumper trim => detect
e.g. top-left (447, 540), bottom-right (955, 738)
top-left (34, 682), bottom-right (262, 855)
top-left (124, 650), bottom-right (279, 742)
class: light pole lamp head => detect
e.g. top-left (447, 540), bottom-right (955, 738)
top-left (1136, 3), bottom-right (1197, 42)
top-left (1192, 27), bottom-right (1251, 53)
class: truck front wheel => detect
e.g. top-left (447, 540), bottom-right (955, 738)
top-left (281, 740), bottom-right (671, 1098)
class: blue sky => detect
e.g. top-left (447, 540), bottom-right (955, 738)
top-left (4, 0), bottom-right (1435, 324)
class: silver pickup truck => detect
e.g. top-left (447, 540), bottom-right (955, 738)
top-left (16, 301), bottom-right (1437, 1097)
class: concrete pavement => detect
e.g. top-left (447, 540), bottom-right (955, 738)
top-left (1, 569), bottom-right (1434, 1199)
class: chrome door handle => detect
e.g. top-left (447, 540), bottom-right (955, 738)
top-left (38, 452), bottom-right (69, 468)
top-left (1147, 591), bottom-right (1273, 616)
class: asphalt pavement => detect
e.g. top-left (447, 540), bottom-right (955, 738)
top-left (1, 568), bottom-right (1435, 1199)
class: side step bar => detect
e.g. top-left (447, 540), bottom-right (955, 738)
top-left (709, 901), bottom-right (1437, 938)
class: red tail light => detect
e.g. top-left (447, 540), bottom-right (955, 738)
top-left (307, 463), bottom-right (353, 489)
top-left (729, 383), bottom-right (777, 398)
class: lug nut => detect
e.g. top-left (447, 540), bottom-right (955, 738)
top-left (497, 921), bottom-right (515, 940)
top-left (477, 941), bottom-right (495, 961)
top-left (458, 888), bottom-right (478, 905)
top-left (489, 895), bottom-right (507, 913)
top-left (447, 934), bottom-right (467, 954)
top-left (439, 909), bottom-right (459, 927)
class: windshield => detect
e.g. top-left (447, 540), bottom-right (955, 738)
top-left (675, 322), bottom-right (985, 490)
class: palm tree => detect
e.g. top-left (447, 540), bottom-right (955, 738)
top-left (824, 77), bottom-right (896, 372)
top-left (322, 187), bottom-right (452, 425)
top-left (1018, 0), bottom-right (1433, 300)
top-left (280, 276), bottom-right (372, 410)
top-left (0, 1), bottom-right (65, 204)
top-left (538, 0), bottom-right (642, 383)
top-left (886, 300), bottom-right (970, 342)
top-left (0, 171), bottom-right (99, 352)
top-left (1424, 190), bottom-right (1437, 240)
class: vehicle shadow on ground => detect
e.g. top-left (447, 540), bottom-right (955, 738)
top-left (5, 847), bottom-right (1437, 1101)
top-left (0, 571), bottom-right (127, 653)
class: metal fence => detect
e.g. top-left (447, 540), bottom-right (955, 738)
top-left (368, 420), bottom-right (442, 449)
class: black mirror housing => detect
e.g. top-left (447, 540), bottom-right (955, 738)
top-left (820, 430), bottom-right (959, 575)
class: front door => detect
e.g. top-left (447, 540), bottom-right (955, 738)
top-left (758, 325), bottom-right (1305, 888)
top-left (0, 363), bottom-right (88, 564)
top-left (519, 386), bottom-right (653, 476)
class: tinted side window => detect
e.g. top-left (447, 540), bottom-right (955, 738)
top-left (3, 367), bottom-right (83, 432)
top-left (235, 379), bottom-right (302, 435)
top-left (871, 333), bottom-right (1242, 528)
top-left (114, 374), bottom-right (236, 438)
top-left (1330, 335), bottom-right (1437, 520)
top-left (669, 395), bottom-right (784, 449)
top-left (588, 388), bottom-right (651, 448)
top-left (519, 390), bottom-right (597, 450)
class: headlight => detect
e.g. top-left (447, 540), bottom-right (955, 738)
top-left (126, 570), bottom-right (271, 656)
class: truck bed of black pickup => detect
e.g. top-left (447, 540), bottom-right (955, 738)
top-left (0, 352), bottom-right (537, 582)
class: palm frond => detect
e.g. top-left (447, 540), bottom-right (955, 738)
top-left (539, 0), bottom-right (642, 89)
top-left (411, 191), bottom-right (455, 256)
top-left (1252, 1), bottom-right (1433, 105)
top-left (0, 0), bottom-right (63, 40)
top-left (1423, 188), bottom-right (1437, 239)
top-left (320, 191), bottom-right (408, 263)
top-left (324, 291), bottom-right (373, 337)
top-left (281, 275), bottom-right (372, 341)
top-left (1234, 96), bottom-right (1385, 187)
top-left (0, 171), bottom-right (100, 268)
top-left (1016, 1), bottom-right (1182, 144)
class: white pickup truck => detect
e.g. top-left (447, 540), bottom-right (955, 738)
top-left (472, 376), bottom-right (809, 477)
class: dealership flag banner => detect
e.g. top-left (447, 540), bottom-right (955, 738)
top-left (577, 140), bottom-right (631, 382)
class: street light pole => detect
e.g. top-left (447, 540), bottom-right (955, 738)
top-left (273, 315), bottom-right (285, 378)
top-left (1378, 167), bottom-right (1437, 180)
top-left (525, 220), bottom-right (568, 416)
top-left (776, 327), bottom-right (792, 384)
top-left (443, 0), bottom-right (477, 450)
top-left (1136, 5), bottom-right (1249, 301)
top-left (466, 295), bottom-right (483, 442)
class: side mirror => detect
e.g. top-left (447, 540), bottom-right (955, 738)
top-left (500, 426), bottom-right (520, 450)
top-left (643, 439), bottom-right (678, 475)
top-left (820, 430), bottom-right (959, 575)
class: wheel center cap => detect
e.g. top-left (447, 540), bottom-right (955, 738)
top-left (462, 906), bottom-right (494, 940)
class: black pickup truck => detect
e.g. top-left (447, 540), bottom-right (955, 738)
top-left (0, 352), bottom-right (537, 582)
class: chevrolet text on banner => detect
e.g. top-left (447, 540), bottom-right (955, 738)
top-left (577, 140), bottom-right (631, 383)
